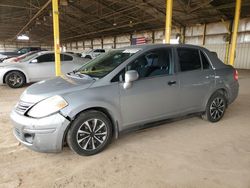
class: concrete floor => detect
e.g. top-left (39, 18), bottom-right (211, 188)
top-left (0, 70), bottom-right (250, 188)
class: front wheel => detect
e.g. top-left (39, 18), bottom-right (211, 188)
top-left (5, 71), bottom-right (26, 88)
top-left (67, 110), bottom-right (113, 156)
top-left (202, 92), bottom-right (227, 122)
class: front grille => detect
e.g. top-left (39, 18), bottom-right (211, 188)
top-left (15, 101), bottom-right (34, 115)
top-left (15, 128), bottom-right (21, 137)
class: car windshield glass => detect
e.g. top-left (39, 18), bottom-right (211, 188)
top-left (20, 52), bottom-right (40, 62)
top-left (77, 48), bottom-right (141, 78)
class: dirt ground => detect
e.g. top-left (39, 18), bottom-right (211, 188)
top-left (0, 70), bottom-right (250, 188)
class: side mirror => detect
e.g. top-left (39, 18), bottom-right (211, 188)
top-left (123, 70), bottom-right (139, 89)
top-left (30, 59), bottom-right (38, 63)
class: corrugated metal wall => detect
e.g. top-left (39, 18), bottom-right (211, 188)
top-left (235, 43), bottom-right (250, 69)
top-left (203, 44), bottom-right (227, 63)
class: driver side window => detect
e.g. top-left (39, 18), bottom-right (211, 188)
top-left (111, 48), bottom-right (172, 82)
top-left (37, 54), bottom-right (55, 63)
top-left (127, 48), bottom-right (172, 79)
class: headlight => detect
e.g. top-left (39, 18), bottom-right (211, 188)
top-left (27, 95), bottom-right (68, 118)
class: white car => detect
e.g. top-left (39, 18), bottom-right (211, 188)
top-left (0, 51), bottom-right (86, 88)
top-left (81, 49), bottom-right (105, 59)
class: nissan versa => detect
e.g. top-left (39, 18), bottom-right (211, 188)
top-left (10, 44), bottom-right (239, 156)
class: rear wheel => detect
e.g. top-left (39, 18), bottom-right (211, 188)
top-left (5, 71), bottom-right (26, 88)
top-left (67, 110), bottom-right (112, 156)
top-left (202, 92), bottom-right (227, 122)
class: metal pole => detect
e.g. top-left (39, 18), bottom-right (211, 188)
top-left (229, 0), bottom-right (241, 66)
top-left (165, 0), bottom-right (173, 43)
top-left (52, 0), bottom-right (61, 76)
top-left (202, 23), bottom-right (206, 45)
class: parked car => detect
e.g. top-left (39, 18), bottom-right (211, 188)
top-left (0, 47), bottom-right (42, 62)
top-left (10, 44), bottom-right (239, 156)
top-left (0, 51), bottom-right (86, 88)
top-left (2, 51), bottom-right (39, 64)
top-left (81, 49), bottom-right (105, 59)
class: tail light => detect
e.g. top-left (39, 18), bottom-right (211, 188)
top-left (233, 69), bottom-right (238, 81)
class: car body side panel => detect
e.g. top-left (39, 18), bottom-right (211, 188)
top-left (26, 61), bottom-right (55, 81)
top-left (214, 66), bottom-right (239, 104)
top-left (177, 69), bottom-right (216, 112)
top-left (119, 74), bottom-right (181, 128)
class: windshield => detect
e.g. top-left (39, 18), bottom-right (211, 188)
top-left (77, 48), bottom-right (140, 78)
top-left (20, 52), bottom-right (40, 62)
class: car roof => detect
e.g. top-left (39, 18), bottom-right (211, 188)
top-left (117, 44), bottom-right (210, 52)
top-left (35, 51), bottom-right (75, 56)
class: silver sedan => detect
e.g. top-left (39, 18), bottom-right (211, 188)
top-left (10, 44), bottom-right (239, 156)
top-left (0, 51), bottom-right (87, 88)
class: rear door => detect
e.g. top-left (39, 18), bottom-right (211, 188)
top-left (176, 47), bottom-right (215, 112)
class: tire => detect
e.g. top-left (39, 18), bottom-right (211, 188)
top-left (202, 92), bottom-right (227, 122)
top-left (67, 110), bottom-right (113, 156)
top-left (5, 71), bottom-right (26, 88)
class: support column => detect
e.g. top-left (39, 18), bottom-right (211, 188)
top-left (114, 36), bottom-right (116, 49)
top-left (91, 39), bottom-right (93, 49)
top-left (52, 0), bottom-right (61, 76)
top-left (152, 31), bottom-right (155, 44)
top-left (165, 0), bottom-right (173, 43)
top-left (229, 0), bottom-right (241, 66)
top-left (101, 37), bottom-right (104, 49)
top-left (202, 23), bottom-right (206, 45)
top-left (181, 26), bottom-right (186, 44)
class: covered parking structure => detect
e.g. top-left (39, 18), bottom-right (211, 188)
top-left (0, 1), bottom-right (250, 188)
top-left (0, 0), bottom-right (250, 69)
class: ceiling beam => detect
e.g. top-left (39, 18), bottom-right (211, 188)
top-left (62, 18), bottom-right (158, 41)
top-left (12, 0), bottom-right (51, 40)
top-left (0, 3), bottom-right (36, 10)
top-left (93, 0), bottom-right (140, 22)
top-left (188, 0), bottom-right (213, 13)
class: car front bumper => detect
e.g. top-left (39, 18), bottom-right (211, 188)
top-left (10, 110), bottom-right (71, 153)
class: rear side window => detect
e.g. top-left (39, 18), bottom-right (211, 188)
top-left (61, 54), bottom-right (73, 61)
top-left (30, 47), bottom-right (40, 51)
top-left (177, 48), bottom-right (201, 72)
top-left (37, 53), bottom-right (54, 63)
top-left (94, 49), bottom-right (105, 53)
top-left (200, 51), bottom-right (210, 69)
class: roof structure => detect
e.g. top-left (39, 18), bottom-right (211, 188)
top-left (0, 0), bottom-right (250, 43)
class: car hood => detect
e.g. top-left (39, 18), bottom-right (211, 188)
top-left (0, 60), bottom-right (22, 67)
top-left (20, 75), bottom-right (95, 103)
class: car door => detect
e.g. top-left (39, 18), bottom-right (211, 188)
top-left (26, 53), bottom-right (55, 81)
top-left (118, 48), bottom-right (180, 127)
top-left (176, 47), bottom-right (215, 112)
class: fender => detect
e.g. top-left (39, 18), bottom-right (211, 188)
top-left (62, 101), bottom-right (122, 126)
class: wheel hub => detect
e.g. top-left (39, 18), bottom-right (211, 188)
top-left (76, 118), bottom-right (107, 151)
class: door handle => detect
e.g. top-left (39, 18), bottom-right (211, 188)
top-left (168, 81), bottom-right (176, 86)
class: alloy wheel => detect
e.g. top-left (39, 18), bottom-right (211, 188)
top-left (8, 73), bottom-right (22, 87)
top-left (76, 118), bottom-right (107, 151)
top-left (209, 97), bottom-right (225, 120)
